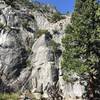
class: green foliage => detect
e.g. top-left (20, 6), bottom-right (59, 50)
top-left (35, 29), bottom-right (48, 38)
top-left (96, 5), bottom-right (100, 33)
top-left (22, 22), bottom-right (28, 28)
top-left (17, 0), bottom-right (31, 6)
top-left (26, 60), bottom-right (31, 67)
top-left (62, 0), bottom-right (99, 81)
top-left (49, 40), bottom-right (60, 52)
top-left (41, 5), bottom-right (50, 13)
top-left (0, 93), bottom-right (19, 100)
top-left (27, 47), bottom-right (32, 54)
top-left (49, 12), bottom-right (65, 23)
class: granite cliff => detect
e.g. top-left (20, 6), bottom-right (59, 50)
top-left (0, 0), bottom-right (84, 100)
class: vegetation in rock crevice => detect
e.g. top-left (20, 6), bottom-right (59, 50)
top-left (48, 12), bottom-right (65, 23)
top-left (26, 60), bottom-right (31, 67)
top-left (35, 29), bottom-right (49, 38)
top-left (49, 40), bottom-right (60, 53)
top-left (48, 40), bottom-right (62, 62)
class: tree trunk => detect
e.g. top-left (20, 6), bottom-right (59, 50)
top-left (88, 73), bottom-right (94, 100)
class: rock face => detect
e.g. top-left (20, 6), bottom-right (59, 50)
top-left (0, 0), bottom-right (84, 100)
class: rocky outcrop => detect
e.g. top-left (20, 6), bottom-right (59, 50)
top-left (0, 0), bottom-right (36, 91)
top-left (0, 0), bottom-right (85, 100)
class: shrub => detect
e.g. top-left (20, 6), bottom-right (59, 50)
top-left (27, 47), bottom-right (32, 54)
top-left (35, 29), bottom-right (48, 38)
top-left (49, 12), bottom-right (65, 23)
top-left (26, 60), bottom-right (31, 67)
top-left (49, 40), bottom-right (60, 52)
top-left (0, 93), bottom-right (19, 100)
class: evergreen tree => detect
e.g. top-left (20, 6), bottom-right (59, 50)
top-left (62, 0), bottom-right (100, 99)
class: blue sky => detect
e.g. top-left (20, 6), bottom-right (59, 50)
top-left (34, 0), bottom-right (75, 14)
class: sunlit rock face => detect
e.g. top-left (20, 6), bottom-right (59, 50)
top-left (0, 0), bottom-right (85, 100)
top-left (0, 1), bottom-right (36, 91)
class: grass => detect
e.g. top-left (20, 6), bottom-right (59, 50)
top-left (0, 93), bottom-right (19, 100)
top-left (0, 92), bottom-right (38, 100)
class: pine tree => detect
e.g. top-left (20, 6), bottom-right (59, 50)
top-left (62, 0), bottom-right (99, 99)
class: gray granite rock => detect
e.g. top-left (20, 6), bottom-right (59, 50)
top-left (0, 1), bottom-right (85, 100)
